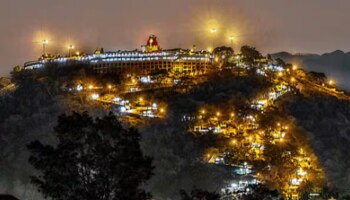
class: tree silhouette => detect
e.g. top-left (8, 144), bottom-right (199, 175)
top-left (241, 185), bottom-right (282, 200)
top-left (27, 112), bottom-right (153, 200)
top-left (179, 189), bottom-right (221, 200)
top-left (240, 45), bottom-right (262, 65)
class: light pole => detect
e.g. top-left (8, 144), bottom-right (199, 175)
top-left (68, 44), bottom-right (75, 57)
top-left (210, 28), bottom-right (217, 50)
top-left (42, 39), bottom-right (48, 55)
top-left (229, 36), bottom-right (235, 49)
top-left (108, 84), bottom-right (112, 94)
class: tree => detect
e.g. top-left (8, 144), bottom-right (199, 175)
top-left (275, 58), bottom-right (286, 67)
top-left (179, 189), bottom-right (221, 200)
top-left (27, 112), bottom-right (153, 200)
top-left (241, 185), bottom-right (282, 200)
top-left (240, 45), bottom-right (262, 66)
top-left (213, 46), bottom-right (234, 68)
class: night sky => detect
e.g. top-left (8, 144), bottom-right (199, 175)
top-left (1, 0), bottom-right (350, 76)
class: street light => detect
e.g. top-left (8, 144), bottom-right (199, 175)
top-left (210, 28), bottom-right (217, 49)
top-left (42, 39), bottom-right (48, 55)
top-left (107, 84), bottom-right (112, 94)
top-left (231, 139), bottom-right (237, 145)
top-left (229, 36), bottom-right (235, 49)
top-left (68, 44), bottom-right (75, 57)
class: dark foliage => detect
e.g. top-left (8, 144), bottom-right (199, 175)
top-left (27, 112), bottom-right (153, 200)
top-left (240, 46), bottom-right (262, 65)
top-left (0, 195), bottom-right (19, 200)
top-left (241, 185), bottom-right (282, 200)
top-left (179, 189), bottom-right (221, 200)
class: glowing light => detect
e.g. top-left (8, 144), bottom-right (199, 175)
top-left (297, 168), bottom-right (307, 176)
top-left (139, 97), bottom-right (143, 102)
top-left (230, 113), bottom-right (235, 117)
top-left (291, 77), bottom-right (296, 82)
top-left (328, 80), bottom-right (334, 85)
top-left (216, 112), bottom-right (221, 117)
top-left (88, 85), bottom-right (94, 90)
top-left (278, 72), bottom-right (283, 77)
top-left (160, 108), bottom-right (165, 113)
top-left (210, 28), bottom-right (217, 33)
top-left (292, 65), bottom-right (298, 70)
top-left (201, 109), bottom-right (206, 114)
top-left (229, 36), bottom-right (235, 41)
top-left (68, 44), bottom-right (75, 49)
top-left (76, 85), bottom-right (83, 91)
top-left (42, 39), bottom-right (48, 44)
top-left (231, 139), bottom-right (237, 145)
top-left (108, 85), bottom-right (112, 89)
top-left (91, 93), bottom-right (99, 100)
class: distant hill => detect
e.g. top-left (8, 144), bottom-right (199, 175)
top-left (272, 50), bottom-right (350, 90)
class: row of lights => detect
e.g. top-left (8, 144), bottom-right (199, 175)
top-left (41, 39), bottom-right (80, 56)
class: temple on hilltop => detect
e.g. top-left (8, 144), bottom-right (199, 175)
top-left (24, 34), bottom-right (212, 76)
top-left (141, 34), bottom-right (160, 52)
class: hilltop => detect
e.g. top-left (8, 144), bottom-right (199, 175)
top-left (1, 45), bottom-right (350, 199)
top-left (272, 50), bottom-right (350, 90)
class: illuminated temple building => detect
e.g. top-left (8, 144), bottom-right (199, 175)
top-left (24, 35), bottom-right (212, 75)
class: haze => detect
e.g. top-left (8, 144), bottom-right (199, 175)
top-left (1, 0), bottom-right (350, 76)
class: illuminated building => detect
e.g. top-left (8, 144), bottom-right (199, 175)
top-left (24, 35), bottom-right (212, 76)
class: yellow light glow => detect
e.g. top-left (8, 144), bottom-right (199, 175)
top-left (139, 97), bottom-right (143, 102)
top-left (108, 85), bottom-right (112, 89)
top-left (210, 28), bottom-right (217, 33)
top-left (292, 65), bottom-right (298, 70)
top-left (216, 112), bottom-right (221, 117)
top-left (229, 36), bottom-right (235, 41)
top-left (201, 109), bottom-right (206, 114)
top-left (328, 80), bottom-right (334, 85)
top-left (278, 72), bottom-right (283, 77)
top-left (42, 39), bottom-right (48, 44)
top-left (91, 93), bottom-right (99, 100)
top-left (88, 85), bottom-right (94, 90)
top-left (76, 51), bottom-right (80, 56)
top-left (68, 44), bottom-right (75, 49)
top-left (291, 77), bottom-right (296, 82)
top-left (230, 113), bottom-right (235, 117)
top-left (231, 139), bottom-right (237, 145)
top-left (160, 108), bottom-right (165, 113)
